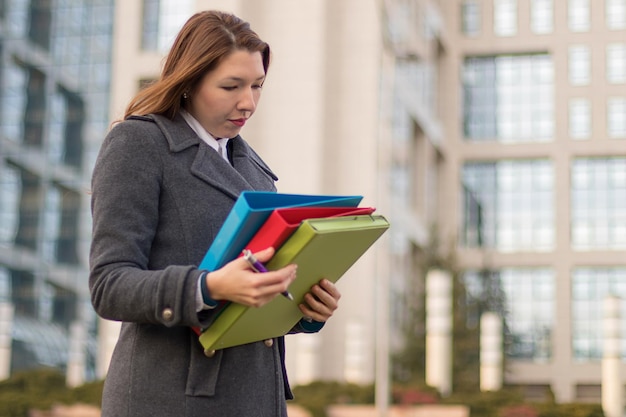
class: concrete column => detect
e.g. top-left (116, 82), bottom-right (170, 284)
top-left (426, 269), bottom-right (452, 396)
top-left (96, 318), bottom-right (121, 379)
top-left (602, 295), bottom-right (623, 417)
top-left (66, 321), bottom-right (86, 387)
top-left (480, 312), bottom-right (503, 392)
top-left (0, 302), bottom-right (14, 379)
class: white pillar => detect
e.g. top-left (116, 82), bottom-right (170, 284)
top-left (480, 312), bottom-right (503, 392)
top-left (602, 295), bottom-right (623, 417)
top-left (96, 318), bottom-right (121, 379)
top-left (0, 302), bottom-right (14, 380)
top-left (66, 321), bottom-right (86, 387)
top-left (426, 269), bottom-right (452, 396)
top-left (375, 266), bottom-right (390, 417)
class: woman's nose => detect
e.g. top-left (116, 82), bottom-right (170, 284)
top-left (237, 87), bottom-right (257, 112)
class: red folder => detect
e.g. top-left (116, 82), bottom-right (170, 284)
top-left (242, 206), bottom-right (376, 254)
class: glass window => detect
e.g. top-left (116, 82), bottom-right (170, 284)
top-left (464, 268), bottom-right (554, 361)
top-left (48, 91), bottom-right (66, 163)
top-left (462, 0), bottom-right (481, 36)
top-left (141, 0), bottom-right (194, 52)
top-left (462, 160), bottom-right (554, 252)
top-left (396, 58), bottom-right (437, 122)
top-left (0, 59), bottom-right (27, 142)
top-left (62, 90), bottom-right (85, 168)
top-left (0, 164), bottom-right (21, 245)
top-left (23, 67), bottom-right (46, 148)
top-left (11, 270), bottom-right (36, 317)
top-left (568, 45), bottom-right (591, 85)
top-left (29, 0), bottom-right (52, 50)
top-left (608, 98), bottom-right (626, 138)
top-left (15, 169), bottom-right (41, 251)
top-left (141, 0), bottom-right (159, 51)
top-left (571, 157), bottom-right (626, 250)
top-left (531, 0), bottom-right (553, 34)
top-left (607, 43), bottom-right (626, 84)
top-left (606, 0), bottom-right (626, 30)
top-left (57, 189), bottom-right (80, 265)
top-left (42, 187), bottom-right (61, 263)
top-left (3, 0), bottom-right (29, 39)
top-left (569, 0), bottom-right (590, 32)
top-left (391, 83), bottom-right (417, 207)
top-left (494, 0), bottom-right (517, 36)
top-left (386, 0), bottom-right (415, 47)
top-left (389, 91), bottom-right (414, 255)
top-left (572, 268), bottom-right (626, 360)
top-left (463, 54), bottom-right (553, 142)
top-left (0, 267), bottom-right (10, 302)
top-left (569, 98), bottom-right (591, 140)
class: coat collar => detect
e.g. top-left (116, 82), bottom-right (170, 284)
top-left (143, 113), bottom-right (277, 200)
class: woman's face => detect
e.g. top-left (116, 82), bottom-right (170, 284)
top-left (187, 50), bottom-right (266, 139)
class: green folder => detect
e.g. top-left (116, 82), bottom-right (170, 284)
top-left (198, 214), bottom-right (390, 351)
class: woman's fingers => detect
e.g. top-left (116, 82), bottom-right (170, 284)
top-left (298, 279), bottom-right (341, 322)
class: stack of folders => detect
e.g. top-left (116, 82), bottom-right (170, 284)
top-left (196, 191), bottom-right (390, 352)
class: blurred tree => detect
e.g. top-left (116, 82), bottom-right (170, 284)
top-left (391, 224), bottom-right (508, 393)
top-left (0, 368), bottom-right (103, 417)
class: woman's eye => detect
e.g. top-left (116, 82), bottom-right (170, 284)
top-left (222, 86), bottom-right (237, 91)
top-left (253, 84), bottom-right (263, 90)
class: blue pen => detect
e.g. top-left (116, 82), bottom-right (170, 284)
top-left (242, 249), bottom-right (294, 301)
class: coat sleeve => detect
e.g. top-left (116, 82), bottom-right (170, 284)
top-left (89, 121), bottom-right (205, 328)
top-left (290, 319), bottom-right (325, 334)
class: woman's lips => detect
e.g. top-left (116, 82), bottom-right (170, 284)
top-left (230, 119), bottom-right (246, 127)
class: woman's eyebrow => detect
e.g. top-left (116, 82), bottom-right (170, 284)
top-left (222, 75), bottom-right (266, 82)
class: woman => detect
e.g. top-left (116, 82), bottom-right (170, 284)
top-left (89, 10), bottom-right (341, 417)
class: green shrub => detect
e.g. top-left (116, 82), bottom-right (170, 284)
top-left (69, 379), bottom-right (105, 406)
top-left (445, 388), bottom-right (526, 417)
top-left (0, 368), bottom-right (70, 416)
top-left (535, 403), bottom-right (604, 417)
top-left (291, 381), bottom-right (374, 417)
top-left (0, 368), bottom-right (104, 417)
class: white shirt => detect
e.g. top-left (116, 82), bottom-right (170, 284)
top-left (180, 109), bottom-right (230, 163)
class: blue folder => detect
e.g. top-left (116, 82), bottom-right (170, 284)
top-left (198, 191), bottom-right (362, 270)
top-left (199, 214), bottom-right (389, 351)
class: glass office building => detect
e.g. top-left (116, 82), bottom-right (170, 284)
top-left (383, 0), bottom-right (626, 404)
top-left (449, 0), bottom-right (625, 402)
top-left (0, 0), bottom-right (114, 382)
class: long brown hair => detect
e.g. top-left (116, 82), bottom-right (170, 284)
top-left (124, 10), bottom-right (271, 120)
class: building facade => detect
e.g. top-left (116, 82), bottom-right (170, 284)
top-left (438, 0), bottom-right (626, 403)
top-left (0, 0), bottom-right (114, 385)
top-left (380, 0), bottom-right (626, 406)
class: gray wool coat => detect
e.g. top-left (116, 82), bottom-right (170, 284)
top-left (89, 113), bottom-right (313, 417)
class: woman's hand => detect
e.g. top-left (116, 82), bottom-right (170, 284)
top-left (299, 279), bottom-right (341, 323)
top-left (205, 247), bottom-right (297, 308)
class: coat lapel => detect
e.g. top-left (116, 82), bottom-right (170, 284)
top-left (230, 136), bottom-right (278, 191)
top-left (190, 144), bottom-right (252, 200)
top-left (150, 113), bottom-right (276, 200)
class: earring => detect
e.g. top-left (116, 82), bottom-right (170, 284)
top-left (183, 92), bottom-right (189, 99)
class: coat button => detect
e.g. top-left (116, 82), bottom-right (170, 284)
top-left (264, 338), bottom-right (274, 347)
top-left (204, 349), bottom-right (216, 358)
top-left (162, 308), bottom-right (174, 321)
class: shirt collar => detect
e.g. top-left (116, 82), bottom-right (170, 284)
top-left (180, 109), bottom-right (230, 161)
